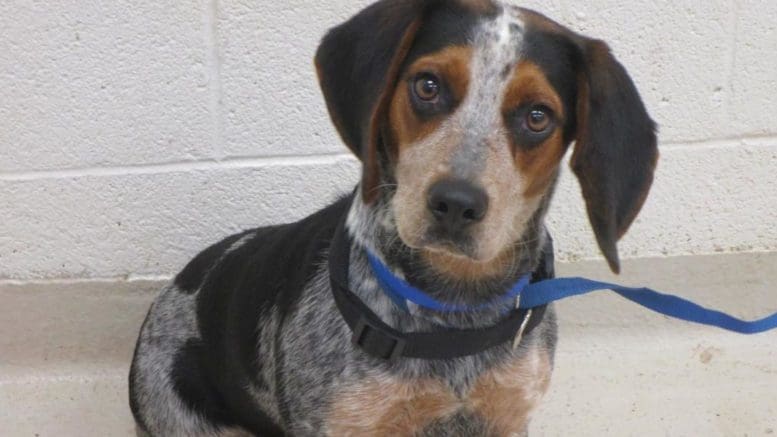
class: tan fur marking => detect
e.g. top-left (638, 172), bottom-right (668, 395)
top-left (516, 128), bottom-right (565, 198)
top-left (469, 348), bottom-right (553, 435)
top-left (325, 377), bottom-right (460, 436)
top-left (326, 348), bottom-right (552, 436)
top-left (389, 84), bottom-right (441, 148)
top-left (389, 46), bottom-right (473, 148)
top-left (421, 244), bottom-right (519, 281)
top-left (503, 62), bottom-right (566, 198)
top-left (503, 61), bottom-right (564, 121)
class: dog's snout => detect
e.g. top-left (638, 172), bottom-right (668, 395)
top-left (427, 179), bottom-right (489, 233)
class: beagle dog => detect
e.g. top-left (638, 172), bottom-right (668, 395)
top-left (129, 0), bottom-right (658, 435)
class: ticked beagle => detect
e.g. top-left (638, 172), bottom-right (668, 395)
top-left (130, 1), bottom-right (658, 435)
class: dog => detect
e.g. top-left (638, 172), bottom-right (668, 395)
top-left (129, 0), bottom-right (658, 435)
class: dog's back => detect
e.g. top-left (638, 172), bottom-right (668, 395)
top-left (130, 198), bottom-right (351, 435)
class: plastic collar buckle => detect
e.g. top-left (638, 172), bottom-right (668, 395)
top-left (352, 316), bottom-right (406, 361)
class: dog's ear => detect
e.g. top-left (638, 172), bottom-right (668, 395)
top-left (315, 0), bottom-right (429, 203)
top-left (572, 39), bottom-right (658, 273)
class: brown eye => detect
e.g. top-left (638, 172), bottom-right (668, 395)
top-left (527, 108), bottom-right (551, 132)
top-left (413, 74), bottom-right (440, 102)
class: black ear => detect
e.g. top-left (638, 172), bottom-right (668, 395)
top-left (315, 0), bottom-right (430, 203)
top-left (571, 39), bottom-right (658, 274)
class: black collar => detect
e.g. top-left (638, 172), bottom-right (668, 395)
top-left (328, 215), bottom-right (553, 361)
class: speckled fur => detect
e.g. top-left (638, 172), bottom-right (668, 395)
top-left (130, 3), bottom-right (564, 436)
top-left (131, 286), bottom-right (216, 436)
top-left (130, 185), bottom-right (558, 436)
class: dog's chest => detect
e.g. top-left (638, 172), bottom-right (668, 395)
top-left (323, 348), bottom-right (551, 436)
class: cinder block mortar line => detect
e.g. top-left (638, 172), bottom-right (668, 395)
top-left (659, 134), bottom-right (777, 150)
top-left (205, 0), bottom-right (225, 159)
top-left (0, 371), bottom-right (129, 386)
top-left (5, 249), bottom-right (777, 287)
top-left (2, 135), bottom-right (776, 182)
top-left (0, 152), bottom-right (355, 182)
top-left (0, 275), bottom-right (172, 288)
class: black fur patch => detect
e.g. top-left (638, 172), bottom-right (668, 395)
top-left (171, 338), bottom-right (236, 429)
top-left (403, 2), bottom-right (481, 66)
top-left (315, 0), bottom-right (426, 157)
top-left (173, 231), bottom-right (250, 293)
top-left (521, 29), bottom-right (584, 143)
top-left (571, 38), bottom-right (658, 272)
top-left (189, 196), bottom-right (352, 434)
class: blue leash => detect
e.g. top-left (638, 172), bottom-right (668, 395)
top-left (367, 252), bottom-right (777, 335)
top-left (522, 277), bottom-right (777, 334)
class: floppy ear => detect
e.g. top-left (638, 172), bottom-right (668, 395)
top-left (572, 40), bottom-right (658, 273)
top-left (315, 0), bottom-right (429, 203)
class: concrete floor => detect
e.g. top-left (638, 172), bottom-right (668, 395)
top-left (1, 252), bottom-right (776, 436)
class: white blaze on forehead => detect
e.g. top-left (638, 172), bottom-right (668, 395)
top-left (449, 6), bottom-right (526, 178)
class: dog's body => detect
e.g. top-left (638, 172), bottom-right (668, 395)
top-left (130, 194), bottom-right (557, 436)
top-left (130, 1), bottom-right (658, 435)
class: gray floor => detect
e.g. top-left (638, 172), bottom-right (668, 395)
top-left (1, 252), bottom-right (776, 436)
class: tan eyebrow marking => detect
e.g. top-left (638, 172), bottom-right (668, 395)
top-left (389, 45), bottom-right (473, 147)
top-left (502, 61), bottom-right (567, 198)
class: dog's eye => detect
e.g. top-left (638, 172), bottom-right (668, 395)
top-left (526, 107), bottom-right (551, 132)
top-left (413, 74), bottom-right (440, 102)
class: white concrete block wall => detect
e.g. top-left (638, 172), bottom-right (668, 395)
top-left (1, 0), bottom-right (775, 281)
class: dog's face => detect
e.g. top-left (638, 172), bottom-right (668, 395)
top-left (389, 7), bottom-right (571, 265)
top-left (317, 0), bottom-right (658, 274)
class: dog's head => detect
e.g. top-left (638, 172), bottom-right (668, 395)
top-left (316, 0), bottom-right (657, 274)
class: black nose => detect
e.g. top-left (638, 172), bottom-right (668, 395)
top-left (427, 179), bottom-right (489, 233)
